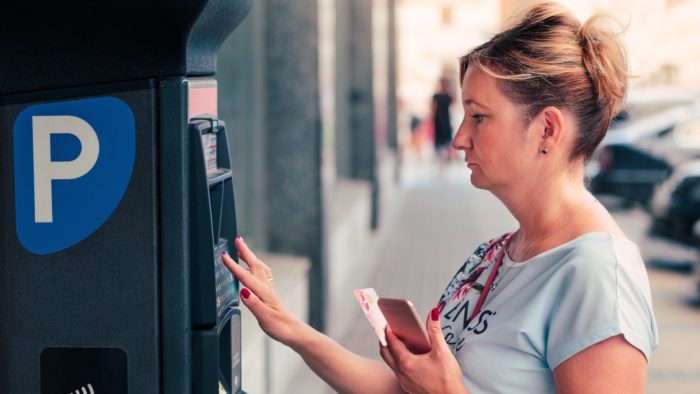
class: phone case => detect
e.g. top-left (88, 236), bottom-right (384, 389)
top-left (377, 298), bottom-right (431, 354)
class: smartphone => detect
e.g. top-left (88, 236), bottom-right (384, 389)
top-left (377, 298), bottom-right (431, 354)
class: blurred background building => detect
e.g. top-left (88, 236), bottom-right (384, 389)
top-left (214, 0), bottom-right (700, 392)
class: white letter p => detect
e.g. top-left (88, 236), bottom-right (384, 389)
top-left (32, 115), bottom-right (100, 223)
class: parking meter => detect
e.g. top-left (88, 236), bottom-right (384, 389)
top-left (0, 1), bottom-right (253, 393)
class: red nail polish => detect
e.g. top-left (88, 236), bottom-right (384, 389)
top-left (431, 307), bottom-right (440, 321)
top-left (241, 288), bottom-right (251, 299)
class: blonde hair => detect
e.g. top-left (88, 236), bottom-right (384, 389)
top-left (460, 2), bottom-right (628, 161)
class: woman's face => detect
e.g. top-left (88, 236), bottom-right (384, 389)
top-left (451, 66), bottom-right (538, 191)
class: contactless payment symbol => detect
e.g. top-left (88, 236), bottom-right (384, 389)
top-left (13, 96), bottom-right (136, 255)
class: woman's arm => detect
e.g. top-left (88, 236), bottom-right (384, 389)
top-left (223, 237), bottom-right (404, 394)
top-left (553, 334), bottom-right (647, 393)
top-left (289, 322), bottom-right (405, 394)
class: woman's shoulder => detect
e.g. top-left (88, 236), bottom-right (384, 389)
top-left (543, 233), bottom-right (657, 367)
top-left (542, 232), bottom-right (647, 287)
top-left (558, 232), bottom-right (642, 266)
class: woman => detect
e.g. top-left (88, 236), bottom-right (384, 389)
top-left (223, 3), bottom-right (658, 393)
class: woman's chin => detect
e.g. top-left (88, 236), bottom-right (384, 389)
top-left (469, 173), bottom-right (490, 190)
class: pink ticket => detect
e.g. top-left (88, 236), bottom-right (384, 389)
top-left (353, 288), bottom-right (388, 346)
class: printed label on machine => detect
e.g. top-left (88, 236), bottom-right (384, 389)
top-left (202, 133), bottom-right (218, 173)
top-left (13, 96), bottom-right (136, 255)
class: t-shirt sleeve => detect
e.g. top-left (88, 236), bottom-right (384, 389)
top-left (545, 237), bottom-right (658, 369)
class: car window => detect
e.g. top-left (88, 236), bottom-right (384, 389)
top-left (612, 100), bottom-right (695, 129)
top-left (609, 99), bottom-right (692, 131)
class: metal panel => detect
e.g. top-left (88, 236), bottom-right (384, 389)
top-left (0, 81), bottom-right (160, 393)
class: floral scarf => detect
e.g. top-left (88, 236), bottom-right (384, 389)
top-left (437, 232), bottom-right (514, 319)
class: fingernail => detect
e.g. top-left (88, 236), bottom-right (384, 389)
top-left (236, 235), bottom-right (244, 243)
top-left (241, 288), bottom-right (251, 299)
top-left (431, 307), bottom-right (440, 321)
top-left (221, 251), bottom-right (227, 257)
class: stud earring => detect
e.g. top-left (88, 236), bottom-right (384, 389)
top-left (540, 147), bottom-right (549, 155)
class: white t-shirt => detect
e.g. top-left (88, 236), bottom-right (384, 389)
top-left (436, 232), bottom-right (659, 394)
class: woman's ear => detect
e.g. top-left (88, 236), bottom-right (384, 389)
top-left (536, 106), bottom-right (566, 150)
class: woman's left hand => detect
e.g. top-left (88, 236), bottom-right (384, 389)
top-left (380, 307), bottom-right (469, 394)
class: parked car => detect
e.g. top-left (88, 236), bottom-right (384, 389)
top-left (649, 160), bottom-right (700, 248)
top-left (649, 160), bottom-right (700, 302)
top-left (588, 103), bottom-right (700, 207)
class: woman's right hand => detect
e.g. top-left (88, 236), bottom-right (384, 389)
top-left (222, 236), bottom-right (305, 345)
top-left (226, 237), bottom-right (403, 394)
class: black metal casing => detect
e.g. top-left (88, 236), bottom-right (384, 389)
top-left (0, 1), bottom-right (253, 392)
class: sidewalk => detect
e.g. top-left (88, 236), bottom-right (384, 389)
top-left (288, 159), bottom-right (700, 393)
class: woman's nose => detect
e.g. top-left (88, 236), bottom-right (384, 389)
top-left (452, 122), bottom-right (472, 151)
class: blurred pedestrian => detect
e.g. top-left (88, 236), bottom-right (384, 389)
top-left (397, 97), bottom-right (425, 159)
top-left (223, 3), bottom-right (658, 393)
top-left (432, 77), bottom-right (454, 173)
top-left (408, 113), bottom-right (423, 156)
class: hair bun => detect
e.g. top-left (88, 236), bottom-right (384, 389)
top-left (578, 16), bottom-right (628, 116)
top-left (460, 2), bottom-right (630, 161)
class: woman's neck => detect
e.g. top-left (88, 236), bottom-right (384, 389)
top-left (495, 172), bottom-right (594, 256)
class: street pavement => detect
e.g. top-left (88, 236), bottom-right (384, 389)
top-left (289, 157), bottom-right (700, 393)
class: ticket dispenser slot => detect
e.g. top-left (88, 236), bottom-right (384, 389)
top-left (189, 115), bottom-right (242, 393)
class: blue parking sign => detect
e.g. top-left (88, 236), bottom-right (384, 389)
top-left (13, 96), bottom-right (136, 255)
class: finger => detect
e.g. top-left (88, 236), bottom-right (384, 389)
top-left (253, 261), bottom-right (273, 281)
top-left (234, 236), bottom-right (264, 272)
top-left (222, 252), bottom-right (275, 302)
top-left (234, 237), bottom-right (275, 284)
top-left (385, 326), bottom-right (410, 363)
top-left (222, 252), bottom-right (263, 291)
top-left (261, 264), bottom-right (273, 279)
top-left (238, 287), bottom-right (270, 320)
top-left (264, 266), bottom-right (276, 289)
top-left (379, 342), bottom-right (397, 372)
top-left (248, 261), bottom-right (270, 283)
top-left (426, 307), bottom-right (449, 354)
top-left (240, 248), bottom-right (274, 284)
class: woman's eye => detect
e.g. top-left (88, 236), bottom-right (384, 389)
top-left (471, 114), bottom-right (485, 124)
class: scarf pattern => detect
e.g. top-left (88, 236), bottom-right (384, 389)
top-left (437, 232), bottom-right (513, 313)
